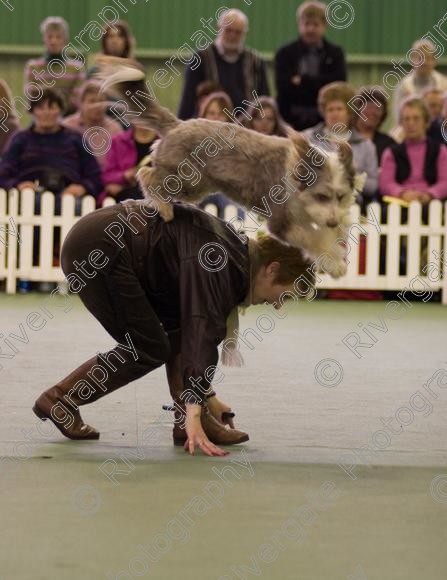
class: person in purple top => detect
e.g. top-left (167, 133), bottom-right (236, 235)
top-left (0, 87), bottom-right (102, 210)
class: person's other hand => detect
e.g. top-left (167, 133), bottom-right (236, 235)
top-left (61, 184), bottom-right (86, 197)
top-left (184, 404), bottom-right (229, 457)
top-left (418, 192), bottom-right (432, 204)
top-left (124, 167), bottom-right (137, 184)
top-left (401, 190), bottom-right (420, 203)
top-left (207, 395), bottom-right (235, 429)
top-left (105, 183), bottom-right (124, 197)
top-left (17, 181), bottom-right (37, 192)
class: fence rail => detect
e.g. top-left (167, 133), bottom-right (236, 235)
top-left (1, 188), bottom-right (446, 303)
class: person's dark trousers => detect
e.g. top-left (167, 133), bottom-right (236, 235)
top-left (33, 205), bottom-right (171, 439)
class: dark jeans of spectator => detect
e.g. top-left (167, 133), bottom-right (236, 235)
top-left (115, 186), bottom-right (144, 203)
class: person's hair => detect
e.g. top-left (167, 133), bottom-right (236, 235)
top-left (422, 87), bottom-right (444, 99)
top-left (255, 231), bottom-right (315, 287)
top-left (245, 96), bottom-right (289, 137)
top-left (0, 79), bottom-right (18, 121)
top-left (357, 85), bottom-right (389, 127)
top-left (297, 1), bottom-right (327, 22)
top-left (29, 87), bottom-right (65, 113)
top-left (218, 8), bottom-right (249, 31)
top-left (196, 80), bottom-right (222, 101)
top-left (318, 81), bottom-right (357, 124)
top-left (399, 97), bottom-right (430, 124)
top-left (412, 38), bottom-right (436, 54)
top-left (40, 16), bottom-right (69, 40)
top-left (101, 21), bottom-right (135, 58)
top-left (198, 91), bottom-right (234, 119)
top-left (79, 80), bottom-right (102, 102)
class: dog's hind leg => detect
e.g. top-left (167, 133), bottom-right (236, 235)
top-left (136, 166), bottom-right (174, 222)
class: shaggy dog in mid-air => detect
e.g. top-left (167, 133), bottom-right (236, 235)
top-left (100, 58), bottom-right (365, 278)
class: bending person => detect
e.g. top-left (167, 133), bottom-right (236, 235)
top-left (33, 201), bottom-right (313, 457)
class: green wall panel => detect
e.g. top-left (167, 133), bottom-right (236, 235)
top-left (0, 0), bottom-right (447, 56)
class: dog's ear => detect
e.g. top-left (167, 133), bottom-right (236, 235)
top-left (286, 127), bottom-right (312, 156)
top-left (336, 139), bottom-right (356, 188)
top-left (287, 128), bottom-right (328, 176)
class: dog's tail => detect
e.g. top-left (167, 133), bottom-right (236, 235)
top-left (96, 56), bottom-right (180, 136)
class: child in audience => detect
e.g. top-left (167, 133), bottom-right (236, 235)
top-left (101, 126), bottom-right (158, 204)
top-left (245, 96), bottom-right (289, 137)
top-left (63, 80), bottom-right (122, 166)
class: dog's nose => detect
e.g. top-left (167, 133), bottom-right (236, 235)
top-left (326, 220), bottom-right (338, 228)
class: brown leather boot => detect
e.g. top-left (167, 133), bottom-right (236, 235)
top-left (172, 402), bottom-right (249, 446)
top-left (33, 356), bottom-right (105, 440)
top-left (166, 353), bottom-right (249, 446)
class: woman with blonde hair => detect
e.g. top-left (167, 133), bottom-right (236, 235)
top-left (0, 78), bottom-right (20, 155)
top-left (304, 81), bottom-right (378, 205)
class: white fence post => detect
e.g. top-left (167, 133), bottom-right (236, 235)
top-left (1, 191), bottom-right (446, 302)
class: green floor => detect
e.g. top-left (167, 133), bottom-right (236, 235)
top-left (1, 294), bottom-right (447, 579)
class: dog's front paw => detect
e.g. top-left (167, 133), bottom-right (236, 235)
top-left (157, 203), bottom-right (174, 222)
top-left (327, 259), bottom-right (347, 279)
top-left (136, 166), bottom-right (152, 189)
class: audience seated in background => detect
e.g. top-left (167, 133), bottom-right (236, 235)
top-left (354, 85), bottom-right (397, 164)
top-left (380, 97), bottom-right (447, 203)
top-left (100, 125), bottom-right (158, 204)
top-left (194, 80), bottom-right (223, 118)
top-left (392, 39), bottom-right (447, 128)
top-left (62, 80), bottom-right (122, 166)
top-left (177, 8), bottom-right (270, 120)
top-left (303, 82), bottom-right (378, 206)
top-left (196, 91), bottom-right (243, 219)
top-left (0, 79), bottom-right (20, 156)
top-left (0, 88), bottom-right (102, 207)
top-left (274, 1), bottom-right (347, 131)
top-left (244, 95), bottom-right (289, 137)
top-left (24, 16), bottom-right (85, 115)
top-left (88, 20), bottom-right (137, 78)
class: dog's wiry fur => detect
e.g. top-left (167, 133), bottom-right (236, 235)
top-left (99, 58), bottom-right (359, 277)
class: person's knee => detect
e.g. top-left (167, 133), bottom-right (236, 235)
top-left (135, 334), bottom-right (171, 369)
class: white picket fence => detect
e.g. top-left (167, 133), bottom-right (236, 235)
top-left (1, 188), bottom-right (447, 303)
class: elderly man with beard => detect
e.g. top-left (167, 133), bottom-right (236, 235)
top-left (177, 8), bottom-right (270, 120)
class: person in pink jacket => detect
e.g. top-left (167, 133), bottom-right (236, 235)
top-left (380, 97), bottom-right (447, 203)
top-left (100, 126), bottom-right (158, 204)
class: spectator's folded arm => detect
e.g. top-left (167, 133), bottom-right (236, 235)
top-left (379, 147), bottom-right (406, 198)
top-left (427, 144), bottom-right (447, 200)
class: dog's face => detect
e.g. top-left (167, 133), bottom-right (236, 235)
top-left (298, 153), bottom-right (356, 229)
top-left (289, 133), bottom-right (357, 229)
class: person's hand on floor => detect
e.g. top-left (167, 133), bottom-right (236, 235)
top-left (184, 404), bottom-right (229, 457)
